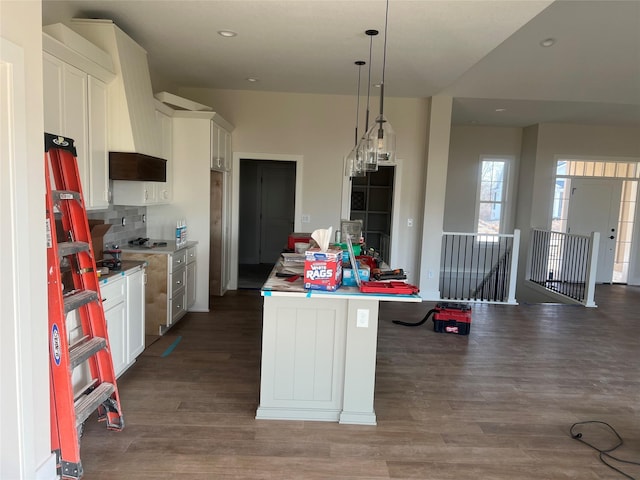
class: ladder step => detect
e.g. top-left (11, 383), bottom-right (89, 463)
top-left (58, 241), bottom-right (90, 258)
top-left (63, 289), bottom-right (99, 314)
top-left (69, 336), bottom-right (107, 369)
top-left (52, 190), bottom-right (81, 203)
top-left (75, 382), bottom-right (115, 427)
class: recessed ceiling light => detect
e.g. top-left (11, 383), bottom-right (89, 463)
top-left (218, 30), bottom-right (237, 38)
top-left (246, 77), bottom-right (259, 83)
top-left (540, 37), bottom-right (556, 47)
top-left (495, 108), bottom-right (507, 112)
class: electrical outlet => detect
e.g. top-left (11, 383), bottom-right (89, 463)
top-left (301, 214), bottom-right (311, 223)
top-left (407, 218), bottom-right (414, 227)
top-left (356, 309), bottom-right (369, 328)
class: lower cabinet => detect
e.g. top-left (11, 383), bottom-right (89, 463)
top-left (102, 279), bottom-right (127, 377)
top-left (186, 245), bottom-right (197, 308)
top-left (69, 264), bottom-right (146, 392)
top-left (126, 266), bottom-right (146, 361)
top-left (99, 264), bottom-right (146, 378)
top-left (121, 243), bottom-right (197, 336)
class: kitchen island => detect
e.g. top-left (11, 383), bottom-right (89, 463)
top-left (257, 265), bottom-right (421, 425)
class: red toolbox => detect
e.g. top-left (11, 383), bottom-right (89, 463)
top-left (432, 302), bottom-right (472, 335)
top-left (359, 281), bottom-right (419, 295)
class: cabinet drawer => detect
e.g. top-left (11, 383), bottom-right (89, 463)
top-left (186, 245), bottom-right (197, 264)
top-left (171, 267), bottom-right (187, 296)
top-left (99, 278), bottom-right (125, 311)
top-left (171, 250), bottom-right (187, 272)
top-left (170, 289), bottom-right (187, 324)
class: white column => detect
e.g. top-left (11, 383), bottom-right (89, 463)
top-left (418, 95), bottom-right (453, 300)
top-left (339, 298), bottom-right (380, 425)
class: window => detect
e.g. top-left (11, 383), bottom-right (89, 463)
top-left (476, 158), bottom-right (509, 237)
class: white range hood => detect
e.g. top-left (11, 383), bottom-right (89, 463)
top-left (62, 18), bottom-right (162, 159)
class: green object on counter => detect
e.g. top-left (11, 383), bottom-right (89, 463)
top-left (333, 243), bottom-right (361, 256)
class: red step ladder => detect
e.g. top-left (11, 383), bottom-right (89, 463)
top-left (45, 133), bottom-right (124, 479)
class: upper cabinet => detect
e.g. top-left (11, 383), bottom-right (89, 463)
top-left (211, 119), bottom-right (233, 172)
top-left (46, 20), bottom-right (175, 207)
top-left (42, 28), bottom-right (115, 210)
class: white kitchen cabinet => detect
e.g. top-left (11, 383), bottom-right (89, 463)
top-left (68, 264), bottom-right (145, 391)
top-left (101, 279), bottom-right (127, 377)
top-left (43, 50), bottom-right (110, 210)
top-left (211, 120), bottom-right (232, 172)
top-left (126, 266), bottom-right (145, 361)
top-left (98, 264), bottom-right (146, 378)
top-left (186, 245), bottom-right (197, 309)
top-left (87, 76), bottom-right (109, 208)
top-left (156, 105), bottom-right (173, 202)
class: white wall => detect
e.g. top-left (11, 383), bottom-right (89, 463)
top-left (448, 122), bottom-right (640, 295)
top-left (531, 123), bottom-right (640, 228)
top-left (532, 123), bottom-right (640, 285)
top-left (0, 1), bottom-right (56, 478)
top-left (445, 125), bottom-right (523, 232)
top-left (515, 123), bottom-right (640, 291)
top-left (178, 87), bottom-right (430, 284)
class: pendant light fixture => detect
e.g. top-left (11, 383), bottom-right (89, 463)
top-left (345, 60), bottom-right (367, 177)
top-left (365, 0), bottom-right (396, 165)
top-left (362, 29), bottom-right (380, 173)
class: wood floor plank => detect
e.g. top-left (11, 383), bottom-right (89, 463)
top-left (78, 287), bottom-right (640, 479)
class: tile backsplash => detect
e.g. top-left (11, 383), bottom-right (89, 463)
top-left (88, 205), bottom-right (147, 249)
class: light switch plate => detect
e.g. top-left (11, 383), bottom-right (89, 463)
top-left (356, 309), bottom-right (369, 328)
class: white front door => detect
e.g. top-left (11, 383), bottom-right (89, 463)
top-left (567, 178), bottom-right (622, 283)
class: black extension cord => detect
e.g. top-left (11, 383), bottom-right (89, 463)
top-left (570, 421), bottom-right (640, 479)
top-left (392, 308), bottom-right (437, 327)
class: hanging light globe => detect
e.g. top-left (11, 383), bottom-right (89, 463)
top-left (345, 142), bottom-right (366, 177)
top-left (360, 134), bottom-right (378, 172)
top-left (366, 113), bottom-right (396, 164)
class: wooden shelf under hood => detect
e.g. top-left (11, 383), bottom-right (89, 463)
top-left (109, 152), bottom-right (166, 182)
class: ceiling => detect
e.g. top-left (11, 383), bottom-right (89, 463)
top-left (42, 0), bottom-right (640, 128)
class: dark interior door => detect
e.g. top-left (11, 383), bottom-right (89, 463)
top-left (259, 162), bottom-right (296, 263)
top-left (238, 159), bottom-right (296, 265)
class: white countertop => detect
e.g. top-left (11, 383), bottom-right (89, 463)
top-left (98, 260), bottom-right (145, 286)
top-left (261, 263), bottom-right (422, 303)
top-left (119, 240), bottom-right (198, 255)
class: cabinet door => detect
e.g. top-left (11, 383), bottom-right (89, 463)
top-left (43, 52), bottom-right (64, 135)
top-left (210, 122), bottom-right (223, 171)
top-left (127, 268), bottom-right (146, 361)
top-left (186, 261), bottom-right (196, 309)
top-left (156, 109), bottom-right (173, 203)
top-left (112, 180), bottom-right (158, 206)
top-left (223, 128), bottom-right (232, 172)
top-left (105, 301), bottom-right (127, 378)
top-left (62, 63), bottom-right (89, 201)
top-left (87, 76), bottom-right (109, 209)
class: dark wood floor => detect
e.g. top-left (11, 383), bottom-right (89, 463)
top-left (79, 285), bottom-right (640, 479)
